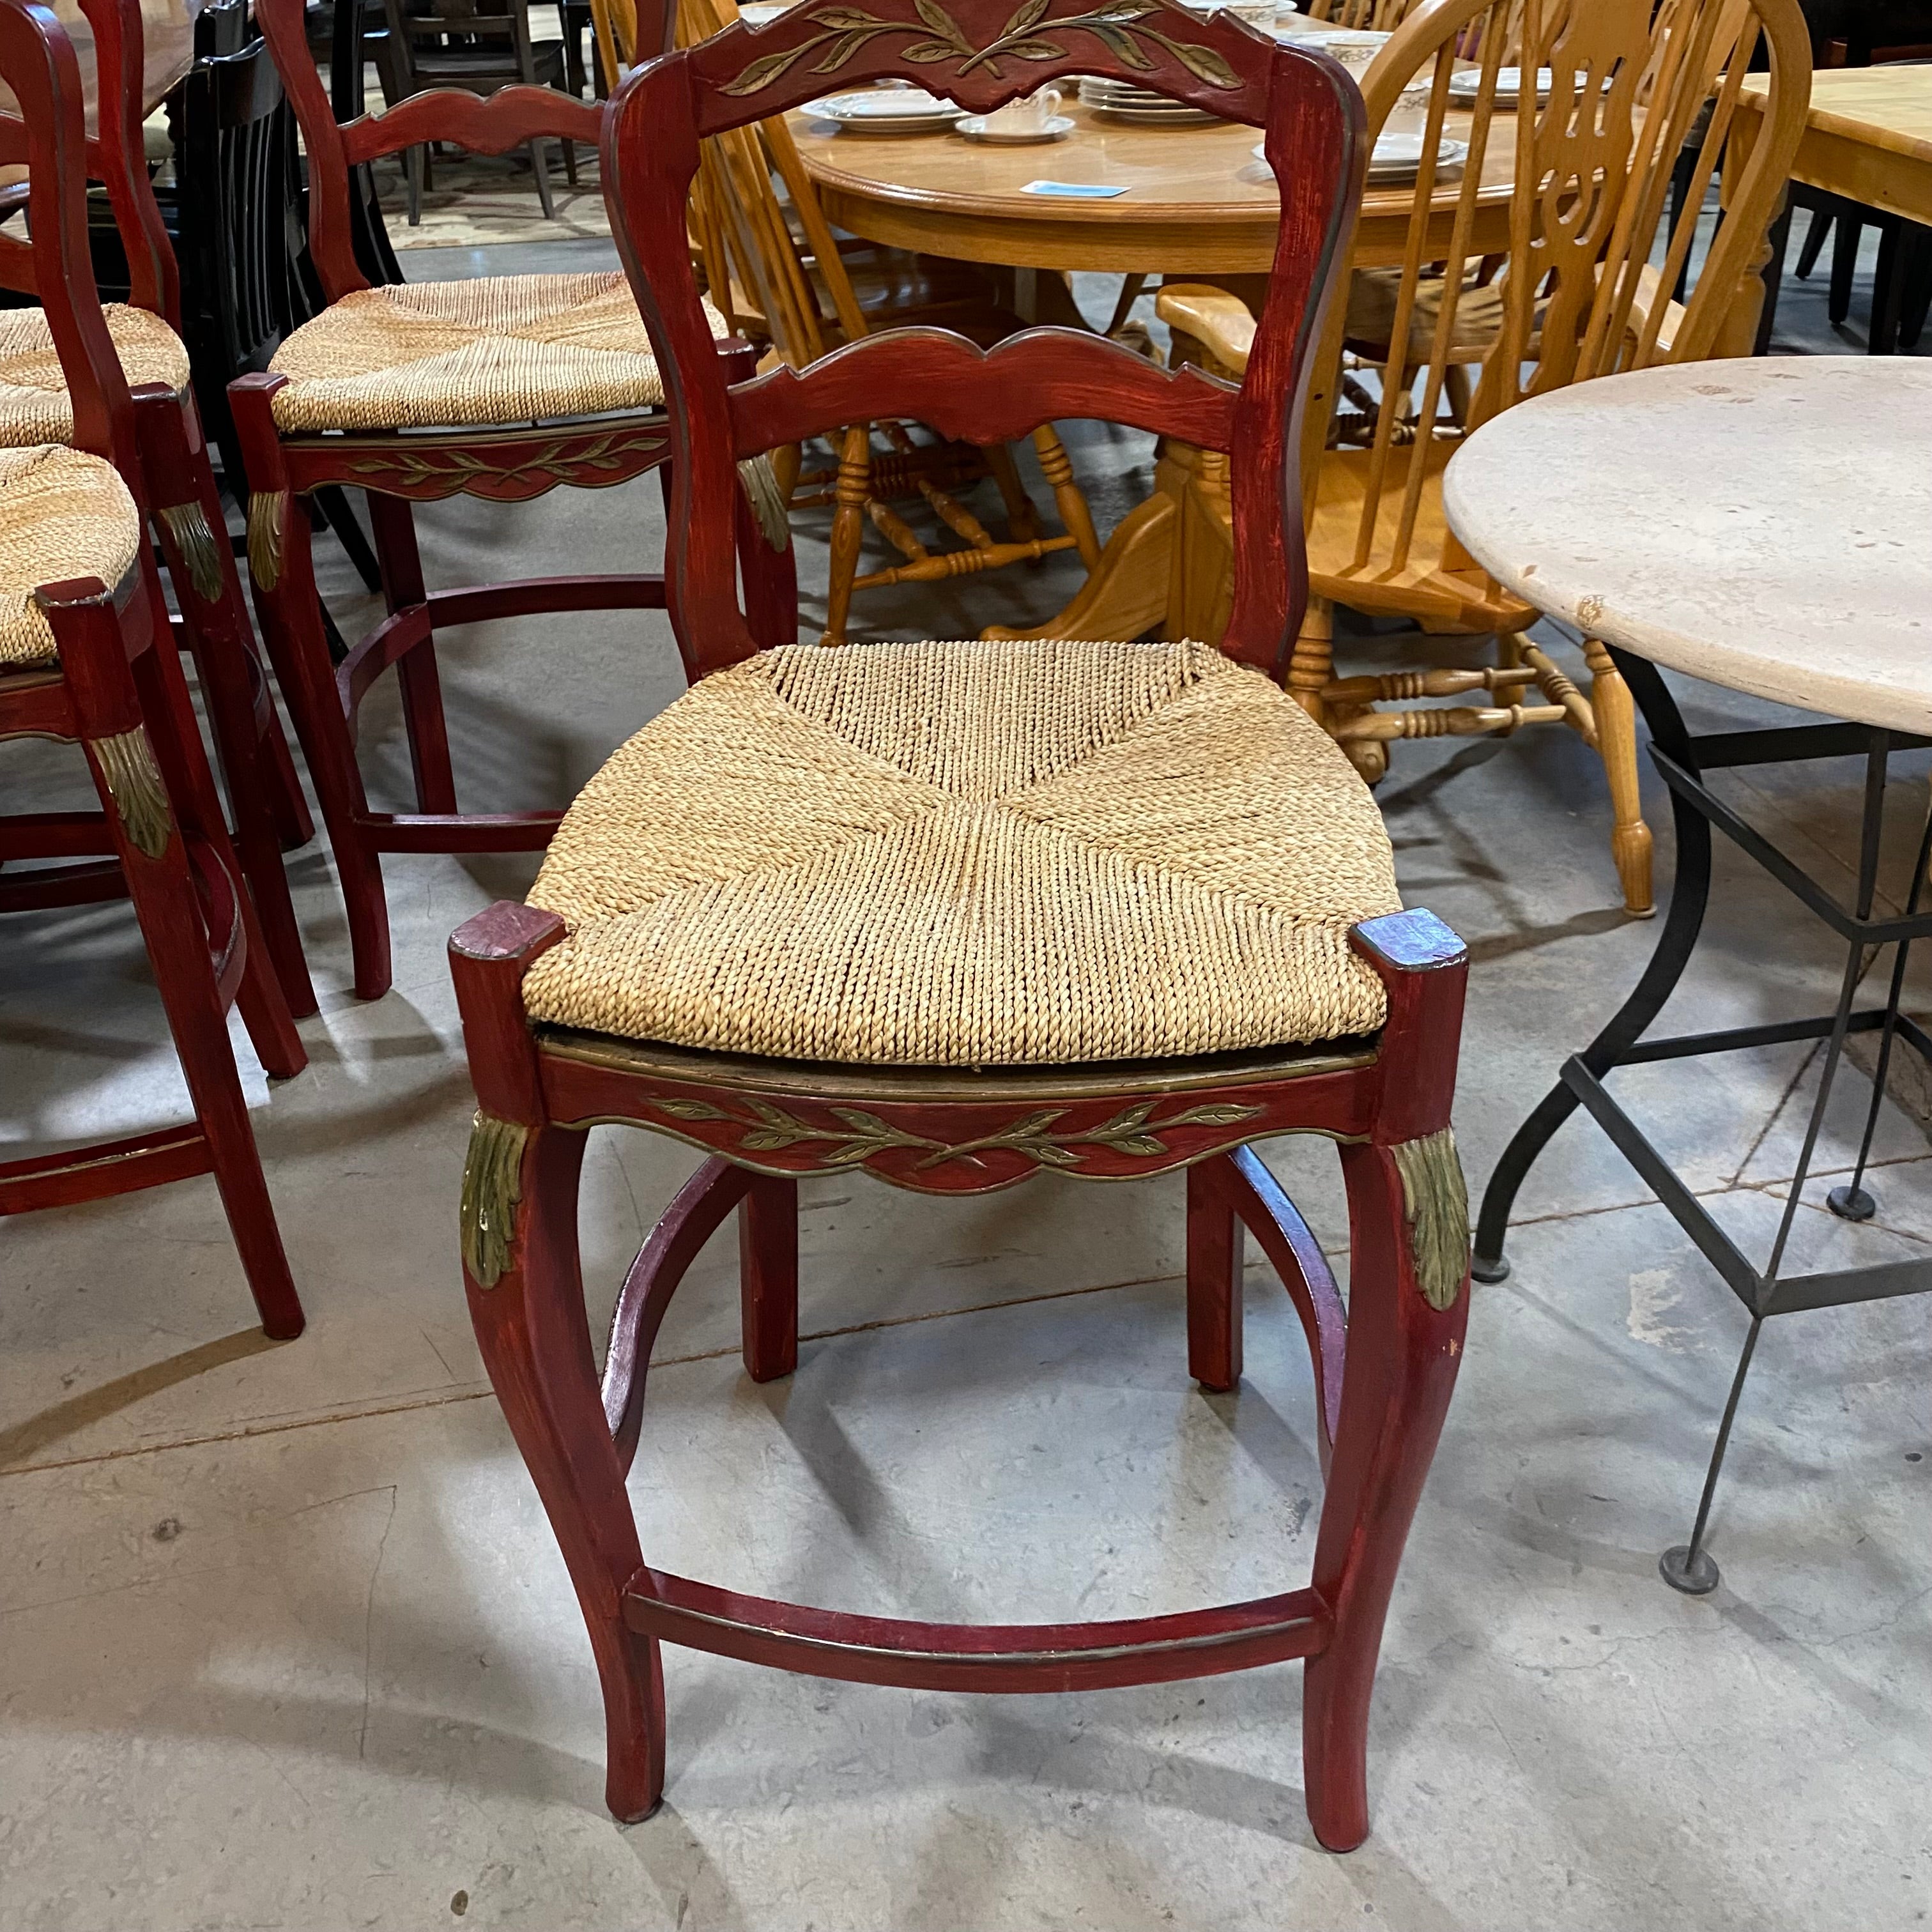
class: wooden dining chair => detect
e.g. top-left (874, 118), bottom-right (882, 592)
top-left (1159, 0), bottom-right (1812, 918)
top-left (377, 0), bottom-right (581, 222)
top-left (675, 0), bottom-right (1101, 643)
top-left (0, 0), bottom-right (319, 1014)
top-left (452, 0), bottom-right (1474, 1855)
top-left (0, 0), bottom-right (304, 1339)
top-left (231, 0), bottom-right (785, 1002)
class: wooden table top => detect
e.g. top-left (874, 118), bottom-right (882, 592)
top-left (1739, 63), bottom-right (1932, 226)
top-left (793, 99), bottom-right (1520, 275)
top-left (1442, 358), bottom-right (1932, 737)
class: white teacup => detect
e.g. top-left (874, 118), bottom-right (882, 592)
top-left (984, 87), bottom-right (1062, 135)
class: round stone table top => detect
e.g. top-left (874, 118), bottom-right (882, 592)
top-left (1441, 358), bottom-right (1932, 737)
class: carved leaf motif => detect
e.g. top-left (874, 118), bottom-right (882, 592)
top-left (1162, 36), bottom-right (1239, 86)
top-left (813, 32), bottom-right (870, 68)
top-left (1003, 37), bottom-right (1065, 58)
top-left (1002, 0), bottom-right (1049, 33)
top-left (1164, 1103), bottom-right (1264, 1128)
top-left (650, 1096), bottom-right (734, 1121)
top-left (913, 0), bottom-right (969, 47)
top-left (1088, 23), bottom-right (1154, 67)
top-left (809, 4), bottom-right (884, 24)
top-left (740, 1128), bottom-right (804, 1149)
top-left (901, 36), bottom-right (958, 58)
top-left (723, 43), bottom-right (818, 93)
top-left (1028, 1144), bottom-right (1084, 1166)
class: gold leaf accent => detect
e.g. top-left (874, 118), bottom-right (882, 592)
top-left (736, 454), bottom-right (792, 553)
top-left (158, 502), bottom-right (226, 606)
top-left (246, 491), bottom-right (286, 593)
top-left (1391, 1127), bottom-right (1469, 1312)
top-left (90, 726), bottom-right (171, 861)
top-left (461, 1111), bottom-right (529, 1290)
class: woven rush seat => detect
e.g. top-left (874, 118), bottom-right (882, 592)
top-left (0, 444), bottom-right (142, 666)
top-left (0, 304), bottom-right (190, 445)
top-left (266, 273), bottom-right (729, 433)
top-left (524, 637), bottom-right (1403, 1066)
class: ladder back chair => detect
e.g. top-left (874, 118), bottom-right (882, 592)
top-left (0, 0), bottom-right (319, 1013)
top-left (233, 0), bottom-right (786, 1002)
top-left (451, 0), bottom-right (1473, 1855)
top-left (1160, 0), bottom-right (1812, 918)
top-left (0, 0), bottom-right (304, 1338)
top-left (678, 0), bottom-right (1100, 644)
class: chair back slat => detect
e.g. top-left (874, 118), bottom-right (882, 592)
top-left (603, 0), bottom-right (1361, 679)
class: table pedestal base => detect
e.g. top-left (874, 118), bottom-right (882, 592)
top-left (1474, 651), bottom-right (1932, 1593)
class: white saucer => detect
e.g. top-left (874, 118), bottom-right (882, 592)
top-left (807, 89), bottom-right (966, 133)
top-left (957, 114), bottom-right (1076, 144)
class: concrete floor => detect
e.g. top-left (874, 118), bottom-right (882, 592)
top-left (3, 245), bottom-right (1930, 1931)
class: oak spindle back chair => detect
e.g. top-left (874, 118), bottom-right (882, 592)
top-left (451, 0), bottom-right (1476, 1855)
top-left (0, 0), bottom-right (318, 1012)
top-left (1160, 0), bottom-right (1811, 918)
top-left (0, 0), bottom-right (305, 1338)
top-left (232, 0), bottom-right (786, 1002)
top-left (677, 0), bottom-right (1100, 643)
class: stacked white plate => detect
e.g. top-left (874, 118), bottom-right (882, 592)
top-left (803, 88), bottom-right (967, 134)
top-left (1448, 65), bottom-right (1553, 105)
top-left (1078, 76), bottom-right (1222, 125)
top-left (1249, 130), bottom-right (1467, 182)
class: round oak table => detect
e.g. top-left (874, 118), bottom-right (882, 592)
top-left (790, 95), bottom-right (1521, 640)
top-left (1443, 355), bottom-right (1932, 1597)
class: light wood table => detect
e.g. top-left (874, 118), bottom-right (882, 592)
top-left (1740, 63), bottom-right (1932, 227)
top-left (792, 100), bottom-right (1520, 641)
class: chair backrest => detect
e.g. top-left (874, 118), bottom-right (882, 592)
top-left (1305, 0), bottom-right (1426, 26)
top-left (603, 0), bottom-right (1362, 681)
top-left (1300, 0), bottom-right (1811, 578)
top-left (589, 0), bottom-right (673, 88)
top-left (381, 0), bottom-right (542, 85)
top-left (254, 0), bottom-right (607, 296)
top-left (0, 0), bottom-right (178, 326)
top-left (0, 0), bottom-right (141, 476)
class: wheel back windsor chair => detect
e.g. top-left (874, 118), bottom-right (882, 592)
top-left (0, 0), bottom-right (319, 1012)
top-left (1159, 0), bottom-right (1812, 919)
top-left (0, 0), bottom-right (305, 1338)
top-left (233, 0), bottom-right (788, 1001)
top-left (450, 0), bottom-right (1475, 1854)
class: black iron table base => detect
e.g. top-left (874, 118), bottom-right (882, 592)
top-left (1473, 647), bottom-right (1932, 1596)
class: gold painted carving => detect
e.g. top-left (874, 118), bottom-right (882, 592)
top-left (89, 726), bottom-right (171, 860)
top-left (157, 502), bottom-right (226, 606)
top-left (723, 0), bottom-right (1240, 95)
top-left (737, 454), bottom-right (792, 552)
top-left (1390, 1126), bottom-right (1469, 1312)
top-left (647, 1093), bottom-right (1262, 1172)
top-left (342, 428), bottom-right (670, 493)
top-left (246, 491), bottom-right (286, 593)
top-left (461, 1111), bottom-right (530, 1289)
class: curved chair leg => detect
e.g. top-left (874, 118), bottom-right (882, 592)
top-left (51, 578), bottom-right (304, 1340)
top-left (468, 1122), bottom-right (663, 1819)
top-left (1302, 1137), bottom-right (1468, 1853)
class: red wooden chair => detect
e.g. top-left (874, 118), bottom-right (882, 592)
top-left (450, 0), bottom-right (1470, 1853)
top-left (233, 0), bottom-right (785, 1002)
top-left (0, 0), bottom-right (318, 1015)
top-left (0, 0), bottom-right (304, 1339)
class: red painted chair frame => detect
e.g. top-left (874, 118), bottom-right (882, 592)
top-left (0, 0), bottom-right (304, 1338)
top-left (231, 0), bottom-right (785, 1004)
top-left (0, 0), bottom-right (319, 1016)
top-left (451, 0), bottom-right (1471, 1854)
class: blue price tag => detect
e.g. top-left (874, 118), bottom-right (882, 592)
top-left (1020, 179), bottom-right (1131, 199)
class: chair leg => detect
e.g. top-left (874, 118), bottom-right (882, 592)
top-left (466, 1122), bottom-right (664, 1819)
top-left (1301, 1137), bottom-right (1468, 1853)
top-left (1031, 425), bottom-right (1102, 571)
top-left (1794, 204), bottom-right (1832, 279)
top-left (981, 440), bottom-right (1044, 546)
top-left (739, 1175), bottom-right (798, 1383)
top-left (1186, 1158), bottom-right (1243, 1393)
top-left (406, 144), bottom-right (424, 227)
top-left (1828, 209), bottom-right (1862, 325)
top-left (527, 137), bottom-right (558, 220)
top-left (366, 494), bottom-right (459, 816)
top-left (136, 387), bottom-right (318, 1018)
top-left (820, 425), bottom-right (872, 647)
top-left (1584, 638), bottom-right (1654, 917)
top-left (233, 383), bottom-right (394, 999)
top-left (53, 584), bottom-right (305, 1342)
